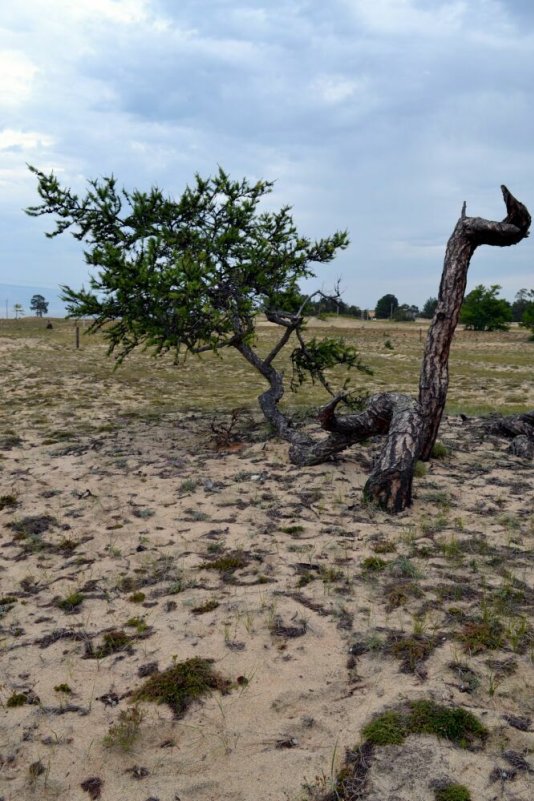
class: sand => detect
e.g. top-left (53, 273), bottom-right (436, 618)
top-left (0, 333), bottom-right (533, 801)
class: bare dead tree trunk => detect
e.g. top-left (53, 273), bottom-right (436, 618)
top-left (418, 186), bottom-right (531, 460)
top-left (284, 186), bottom-right (530, 513)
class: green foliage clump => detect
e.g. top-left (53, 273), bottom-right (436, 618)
top-left (375, 294), bottom-right (398, 319)
top-left (0, 596), bottom-right (18, 619)
top-left (362, 710), bottom-right (406, 745)
top-left (200, 551), bottom-right (249, 574)
top-left (54, 684), bottom-right (72, 694)
top-left (280, 524), bottom-right (305, 535)
top-left (361, 556), bottom-right (388, 573)
top-left (125, 616), bottom-right (148, 633)
top-left (7, 692), bottom-right (28, 708)
top-left (0, 494), bottom-right (18, 510)
top-left (56, 591), bottom-right (84, 611)
top-left (103, 706), bottom-right (144, 752)
top-left (460, 284), bottom-right (512, 331)
top-left (433, 783), bottom-right (471, 801)
top-left (512, 287), bottom-right (534, 336)
top-left (414, 461), bottom-right (427, 477)
top-left (389, 635), bottom-right (436, 672)
top-left (128, 591), bottom-right (146, 603)
top-left (87, 629), bottom-right (132, 659)
top-left (8, 514), bottom-right (57, 538)
top-left (290, 335), bottom-right (372, 392)
top-left (132, 657), bottom-right (231, 717)
top-left (362, 701), bottom-right (487, 749)
top-left (459, 619), bottom-right (505, 654)
top-left (191, 599), bottom-right (220, 615)
top-left (30, 293), bottom-right (49, 317)
top-left (431, 441), bottom-right (449, 459)
top-left (26, 166), bottom-right (366, 432)
top-left (408, 700), bottom-right (487, 747)
top-left (421, 297), bottom-right (438, 319)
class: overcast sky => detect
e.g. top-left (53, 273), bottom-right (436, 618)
top-left (1, 0), bottom-right (533, 315)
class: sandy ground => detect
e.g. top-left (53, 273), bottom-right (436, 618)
top-left (0, 335), bottom-right (533, 801)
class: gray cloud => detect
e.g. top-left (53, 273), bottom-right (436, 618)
top-left (1, 0), bottom-right (533, 312)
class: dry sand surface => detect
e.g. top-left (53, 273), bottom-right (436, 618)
top-left (0, 327), bottom-right (533, 801)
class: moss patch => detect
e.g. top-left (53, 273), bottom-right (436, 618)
top-left (362, 700), bottom-right (487, 749)
top-left (199, 551), bottom-right (249, 574)
top-left (433, 783), bottom-right (471, 801)
top-left (132, 656), bottom-right (232, 717)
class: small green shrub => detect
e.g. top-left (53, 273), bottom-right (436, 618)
top-left (0, 596), bottom-right (18, 619)
top-left (128, 591), bottom-right (146, 603)
top-left (362, 701), bottom-right (487, 749)
top-left (459, 619), bottom-right (504, 654)
top-left (414, 461), bottom-right (427, 478)
top-left (372, 539), bottom-right (396, 554)
top-left (87, 629), bottom-right (133, 659)
top-left (433, 782), bottom-right (471, 801)
top-left (280, 525), bottom-right (305, 535)
top-left (431, 441), bottom-right (449, 459)
top-left (361, 556), bottom-right (388, 573)
top-left (54, 683), bottom-right (72, 694)
top-left (125, 616), bottom-right (148, 633)
top-left (132, 657), bottom-right (232, 717)
top-left (362, 710), bottom-right (405, 745)
top-left (0, 494), bottom-right (18, 510)
top-left (200, 551), bottom-right (249, 574)
top-left (191, 599), bottom-right (220, 615)
top-left (56, 591), bottom-right (84, 612)
top-left (103, 706), bottom-right (144, 752)
top-left (7, 692), bottom-right (28, 708)
top-left (408, 700), bottom-right (487, 747)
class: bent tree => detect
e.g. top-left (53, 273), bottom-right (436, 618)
top-left (26, 166), bottom-right (369, 429)
top-left (27, 169), bottom-right (530, 512)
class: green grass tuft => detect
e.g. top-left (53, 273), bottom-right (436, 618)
top-left (132, 656), bottom-right (232, 717)
top-left (362, 700), bottom-right (487, 749)
top-left (433, 782), bottom-right (471, 801)
top-left (56, 591), bottom-right (84, 612)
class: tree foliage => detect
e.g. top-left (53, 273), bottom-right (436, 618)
top-left (30, 294), bottom-right (49, 317)
top-left (459, 284), bottom-right (512, 331)
top-left (375, 294), bottom-right (398, 319)
top-left (516, 288), bottom-right (534, 339)
top-left (421, 297), bottom-right (438, 319)
top-left (393, 303), bottom-right (419, 322)
top-left (27, 166), bottom-right (370, 429)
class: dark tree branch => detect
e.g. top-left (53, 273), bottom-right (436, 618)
top-left (289, 185), bottom-right (530, 511)
top-left (418, 185), bottom-right (531, 460)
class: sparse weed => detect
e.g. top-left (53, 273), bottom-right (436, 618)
top-left (103, 706), bottom-right (144, 752)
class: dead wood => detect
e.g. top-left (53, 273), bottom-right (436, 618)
top-left (287, 186), bottom-right (531, 512)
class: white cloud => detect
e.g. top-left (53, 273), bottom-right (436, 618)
top-left (0, 50), bottom-right (38, 107)
top-left (312, 74), bottom-right (368, 105)
top-left (0, 0), bottom-right (533, 306)
top-left (33, 0), bottom-right (151, 25)
top-left (0, 128), bottom-right (54, 150)
top-left (345, 0), bottom-right (467, 36)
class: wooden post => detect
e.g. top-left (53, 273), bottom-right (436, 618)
top-left (75, 323), bottom-right (80, 349)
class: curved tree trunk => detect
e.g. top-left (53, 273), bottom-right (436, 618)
top-left (251, 186), bottom-right (530, 513)
top-left (295, 187), bottom-right (529, 511)
top-left (418, 186), bottom-right (531, 460)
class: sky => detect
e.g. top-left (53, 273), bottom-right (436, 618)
top-left (1, 0), bottom-right (534, 317)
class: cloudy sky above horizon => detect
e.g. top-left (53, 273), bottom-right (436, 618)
top-left (1, 0), bottom-right (534, 314)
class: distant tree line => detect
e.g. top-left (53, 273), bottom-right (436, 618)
top-left (304, 295), bottom-right (367, 318)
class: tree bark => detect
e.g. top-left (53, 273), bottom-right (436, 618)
top-left (267, 187), bottom-right (530, 513)
top-left (418, 186), bottom-right (531, 459)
